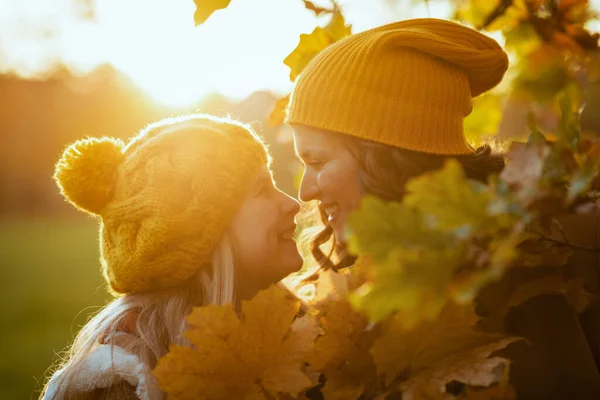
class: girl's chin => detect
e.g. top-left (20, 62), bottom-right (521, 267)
top-left (279, 245), bottom-right (303, 274)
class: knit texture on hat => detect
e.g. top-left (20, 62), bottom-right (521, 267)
top-left (54, 115), bottom-right (268, 294)
top-left (286, 18), bottom-right (509, 155)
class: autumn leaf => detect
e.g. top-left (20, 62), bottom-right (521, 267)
top-left (518, 237), bottom-right (574, 267)
top-left (308, 299), bottom-right (378, 399)
top-left (268, 94), bottom-right (290, 127)
top-left (284, 12), bottom-right (351, 81)
top-left (321, 371), bottom-right (365, 400)
top-left (500, 142), bottom-right (551, 206)
top-left (370, 302), bottom-right (519, 386)
top-left (193, 0), bottom-right (230, 25)
top-left (153, 286), bottom-right (317, 400)
top-left (464, 383), bottom-right (517, 399)
top-left (493, 271), bottom-right (592, 318)
top-left (302, 0), bottom-right (334, 15)
top-left (400, 338), bottom-right (517, 400)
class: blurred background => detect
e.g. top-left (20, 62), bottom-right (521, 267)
top-left (1, 0), bottom-right (599, 398)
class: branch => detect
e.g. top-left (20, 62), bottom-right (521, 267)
top-left (480, 0), bottom-right (513, 30)
top-left (529, 231), bottom-right (600, 253)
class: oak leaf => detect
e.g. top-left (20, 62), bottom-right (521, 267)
top-left (463, 383), bottom-right (517, 399)
top-left (153, 286), bottom-right (317, 400)
top-left (400, 339), bottom-right (517, 400)
top-left (371, 302), bottom-right (519, 386)
top-left (284, 12), bottom-right (351, 81)
top-left (268, 94), bottom-right (290, 127)
top-left (500, 142), bottom-right (551, 206)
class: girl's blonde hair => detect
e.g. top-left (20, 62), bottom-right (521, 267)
top-left (41, 233), bottom-right (238, 399)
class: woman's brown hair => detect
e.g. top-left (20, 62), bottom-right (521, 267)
top-left (310, 136), bottom-right (505, 271)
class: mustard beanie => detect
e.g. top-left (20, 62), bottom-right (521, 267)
top-left (54, 114), bottom-right (269, 295)
top-left (286, 18), bottom-right (509, 155)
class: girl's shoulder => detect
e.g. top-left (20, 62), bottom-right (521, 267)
top-left (44, 343), bottom-right (161, 400)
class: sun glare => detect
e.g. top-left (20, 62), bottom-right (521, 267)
top-left (93, 0), bottom-right (321, 108)
top-left (97, 0), bottom-right (213, 107)
top-left (0, 0), bottom-right (462, 108)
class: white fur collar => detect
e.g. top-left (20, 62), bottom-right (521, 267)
top-left (44, 345), bottom-right (162, 400)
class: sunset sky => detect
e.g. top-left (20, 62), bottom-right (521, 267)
top-left (1, 0), bottom-right (598, 107)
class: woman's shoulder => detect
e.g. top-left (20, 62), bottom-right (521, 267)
top-left (44, 343), bottom-right (161, 400)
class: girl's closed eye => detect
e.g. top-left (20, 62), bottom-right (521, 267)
top-left (254, 181), bottom-right (266, 197)
top-left (254, 178), bottom-right (273, 197)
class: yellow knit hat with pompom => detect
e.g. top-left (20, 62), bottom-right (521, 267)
top-left (54, 114), bottom-right (268, 295)
top-left (286, 18), bottom-right (509, 155)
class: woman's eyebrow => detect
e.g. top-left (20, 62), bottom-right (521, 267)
top-left (295, 149), bottom-right (320, 160)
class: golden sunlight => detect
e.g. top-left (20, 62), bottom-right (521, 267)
top-left (91, 0), bottom-right (319, 107)
top-left (0, 0), bottom-right (456, 107)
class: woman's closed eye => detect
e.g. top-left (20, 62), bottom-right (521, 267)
top-left (305, 159), bottom-right (323, 169)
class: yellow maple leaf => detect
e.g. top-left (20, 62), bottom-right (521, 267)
top-left (193, 0), bottom-right (231, 25)
top-left (153, 286), bottom-right (317, 400)
top-left (321, 370), bottom-right (365, 400)
top-left (284, 12), bottom-right (351, 81)
top-left (371, 302), bottom-right (520, 386)
top-left (308, 299), bottom-right (378, 399)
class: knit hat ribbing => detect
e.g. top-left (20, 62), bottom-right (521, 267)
top-left (54, 114), bottom-right (268, 294)
top-left (286, 18), bottom-right (509, 155)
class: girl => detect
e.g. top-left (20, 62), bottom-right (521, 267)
top-left (43, 114), bottom-right (302, 399)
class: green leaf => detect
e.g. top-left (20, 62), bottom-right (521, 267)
top-left (346, 196), bottom-right (461, 322)
top-left (404, 160), bottom-right (493, 235)
top-left (346, 160), bottom-right (526, 323)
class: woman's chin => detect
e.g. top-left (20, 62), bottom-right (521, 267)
top-left (333, 226), bottom-right (348, 248)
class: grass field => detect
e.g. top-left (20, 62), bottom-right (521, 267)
top-left (0, 217), bottom-right (111, 399)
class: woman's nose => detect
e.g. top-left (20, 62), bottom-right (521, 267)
top-left (298, 170), bottom-right (319, 202)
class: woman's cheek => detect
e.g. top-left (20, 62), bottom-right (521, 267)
top-left (318, 164), bottom-right (340, 197)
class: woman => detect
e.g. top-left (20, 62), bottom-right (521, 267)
top-left (286, 18), bottom-right (600, 398)
top-left (288, 18), bottom-right (506, 268)
top-left (42, 114), bottom-right (302, 399)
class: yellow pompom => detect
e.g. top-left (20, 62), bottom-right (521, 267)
top-left (54, 137), bottom-right (125, 215)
